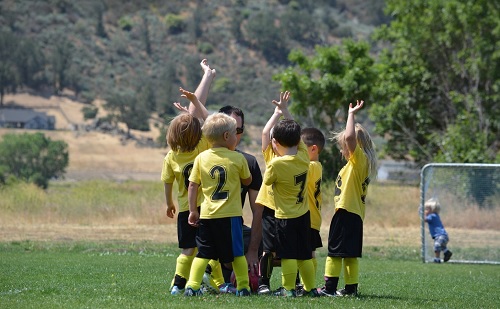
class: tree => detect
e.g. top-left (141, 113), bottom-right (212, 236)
top-left (104, 89), bottom-right (150, 138)
top-left (274, 40), bottom-right (376, 179)
top-left (49, 37), bottom-right (74, 93)
top-left (0, 31), bottom-right (20, 106)
top-left (244, 11), bottom-right (289, 64)
top-left (371, 0), bottom-right (500, 163)
top-left (0, 133), bottom-right (69, 189)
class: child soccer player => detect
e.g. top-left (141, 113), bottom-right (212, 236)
top-left (424, 198), bottom-right (453, 263)
top-left (162, 60), bottom-right (215, 295)
top-left (320, 100), bottom-right (377, 297)
top-left (259, 91), bottom-right (319, 297)
top-left (295, 127), bottom-right (325, 295)
top-left (184, 112), bottom-right (253, 296)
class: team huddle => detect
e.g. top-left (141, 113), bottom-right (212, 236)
top-left (161, 59), bottom-right (377, 297)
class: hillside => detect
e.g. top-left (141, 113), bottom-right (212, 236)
top-left (0, 0), bottom-right (389, 180)
top-left (0, 0), bottom-right (386, 127)
top-left (0, 92), bottom-right (265, 181)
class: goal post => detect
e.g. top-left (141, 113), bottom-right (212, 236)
top-left (420, 163), bottom-right (500, 264)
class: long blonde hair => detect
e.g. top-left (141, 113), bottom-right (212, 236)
top-left (332, 123), bottom-right (377, 178)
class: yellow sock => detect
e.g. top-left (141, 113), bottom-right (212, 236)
top-left (232, 256), bottom-right (250, 290)
top-left (312, 257), bottom-right (318, 279)
top-left (344, 257), bottom-right (359, 284)
top-left (297, 259), bottom-right (315, 291)
top-left (208, 260), bottom-right (225, 287)
top-left (175, 253), bottom-right (195, 282)
top-left (185, 257), bottom-right (209, 290)
top-left (281, 259), bottom-right (298, 291)
top-left (324, 256), bottom-right (342, 278)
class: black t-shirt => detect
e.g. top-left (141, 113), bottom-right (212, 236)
top-left (237, 149), bottom-right (263, 207)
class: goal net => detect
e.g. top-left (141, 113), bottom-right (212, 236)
top-left (420, 163), bottom-right (500, 264)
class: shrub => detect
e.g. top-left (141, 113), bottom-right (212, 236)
top-left (81, 106), bottom-right (98, 120)
top-left (164, 14), bottom-right (185, 34)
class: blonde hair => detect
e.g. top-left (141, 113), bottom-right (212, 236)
top-left (332, 123), bottom-right (378, 178)
top-left (425, 198), bottom-right (441, 214)
top-left (166, 113), bottom-right (202, 152)
top-left (202, 112), bottom-right (237, 144)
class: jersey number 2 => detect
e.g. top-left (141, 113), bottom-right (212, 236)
top-left (210, 165), bottom-right (228, 201)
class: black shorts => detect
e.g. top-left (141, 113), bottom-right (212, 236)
top-left (310, 228), bottom-right (323, 250)
top-left (177, 209), bottom-right (199, 249)
top-left (276, 211), bottom-right (312, 260)
top-left (262, 206), bottom-right (277, 253)
top-left (327, 208), bottom-right (363, 257)
top-left (196, 217), bottom-right (244, 264)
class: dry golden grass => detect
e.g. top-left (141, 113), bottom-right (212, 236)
top-left (1, 93), bottom-right (498, 251)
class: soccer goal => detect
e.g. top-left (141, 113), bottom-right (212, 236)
top-left (420, 163), bottom-right (500, 264)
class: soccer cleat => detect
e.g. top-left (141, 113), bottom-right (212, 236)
top-left (257, 284), bottom-right (271, 295)
top-left (318, 286), bottom-right (337, 297)
top-left (336, 287), bottom-right (358, 297)
top-left (170, 285), bottom-right (184, 295)
top-left (304, 288), bottom-right (320, 297)
top-left (273, 287), bottom-right (296, 297)
top-left (218, 283), bottom-right (237, 294)
top-left (444, 251), bottom-right (453, 262)
top-left (184, 287), bottom-right (203, 296)
top-left (433, 258), bottom-right (441, 263)
top-left (295, 284), bottom-right (304, 297)
top-left (201, 272), bottom-right (219, 294)
top-left (236, 288), bottom-right (251, 296)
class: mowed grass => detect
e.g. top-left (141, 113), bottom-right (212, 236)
top-left (1, 241), bottom-right (499, 309)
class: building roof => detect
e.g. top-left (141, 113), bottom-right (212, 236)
top-left (0, 108), bottom-right (48, 122)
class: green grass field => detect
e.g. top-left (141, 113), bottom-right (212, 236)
top-left (1, 241), bottom-right (499, 309)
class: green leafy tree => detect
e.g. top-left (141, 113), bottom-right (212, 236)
top-left (244, 11), bottom-right (289, 64)
top-left (371, 0), bottom-right (500, 164)
top-left (0, 133), bottom-right (69, 189)
top-left (0, 31), bottom-right (20, 106)
top-left (274, 40), bottom-right (376, 179)
top-left (49, 37), bottom-right (74, 93)
top-left (105, 89), bottom-right (150, 138)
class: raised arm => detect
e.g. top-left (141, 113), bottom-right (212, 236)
top-left (262, 91), bottom-right (291, 152)
top-left (345, 100), bottom-right (364, 155)
top-left (177, 87), bottom-right (209, 121)
top-left (190, 59), bottom-right (216, 111)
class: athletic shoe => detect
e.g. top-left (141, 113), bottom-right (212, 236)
top-left (295, 284), bottom-right (304, 296)
top-left (318, 286), bottom-right (337, 297)
top-left (433, 258), bottom-right (441, 263)
top-left (201, 272), bottom-right (219, 294)
top-left (184, 287), bottom-right (203, 296)
top-left (236, 288), bottom-right (251, 296)
top-left (218, 283), bottom-right (237, 294)
top-left (273, 287), bottom-right (296, 297)
top-left (444, 250), bottom-right (453, 262)
top-left (304, 288), bottom-right (320, 297)
top-left (170, 285), bottom-right (184, 295)
top-left (257, 284), bottom-right (271, 295)
top-left (336, 288), bottom-right (358, 297)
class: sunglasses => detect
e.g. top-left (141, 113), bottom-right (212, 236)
top-left (236, 127), bottom-right (244, 135)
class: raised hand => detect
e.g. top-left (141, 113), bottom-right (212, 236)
top-left (200, 59), bottom-right (216, 78)
top-left (271, 91), bottom-right (291, 112)
top-left (173, 102), bottom-right (189, 113)
top-left (348, 100), bottom-right (364, 114)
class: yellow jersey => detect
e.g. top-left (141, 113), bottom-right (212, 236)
top-left (334, 145), bottom-right (370, 221)
top-left (263, 141), bottom-right (310, 219)
top-left (189, 147), bottom-right (251, 219)
top-left (161, 136), bottom-right (210, 212)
